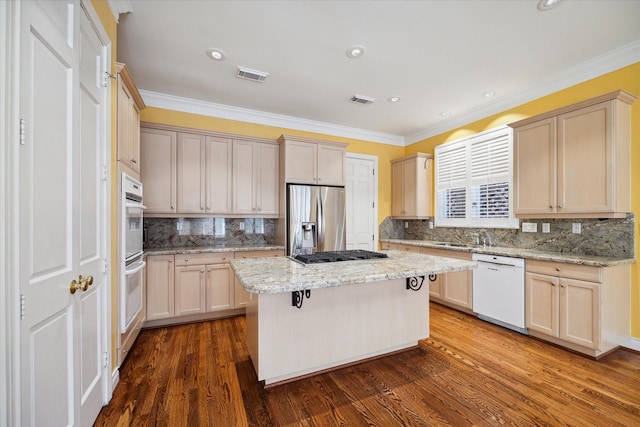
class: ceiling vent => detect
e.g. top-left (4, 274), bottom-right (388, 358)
top-left (350, 94), bottom-right (376, 105)
top-left (237, 66), bottom-right (269, 82)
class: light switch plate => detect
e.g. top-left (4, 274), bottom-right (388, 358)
top-left (428, 221), bottom-right (434, 229)
top-left (522, 222), bottom-right (537, 233)
top-left (542, 223), bottom-right (550, 233)
top-left (572, 223), bottom-right (581, 234)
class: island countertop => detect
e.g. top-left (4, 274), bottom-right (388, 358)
top-left (230, 250), bottom-right (476, 294)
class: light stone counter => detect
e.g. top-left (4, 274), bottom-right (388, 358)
top-left (144, 244), bottom-right (285, 257)
top-left (231, 250), bottom-right (476, 294)
top-left (381, 239), bottom-right (634, 267)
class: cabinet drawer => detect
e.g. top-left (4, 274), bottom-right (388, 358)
top-left (397, 244), bottom-right (421, 253)
top-left (380, 242), bottom-right (398, 250)
top-left (175, 252), bottom-right (234, 266)
top-left (526, 259), bottom-right (601, 283)
top-left (419, 247), bottom-right (472, 261)
top-left (235, 250), bottom-right (284, 259)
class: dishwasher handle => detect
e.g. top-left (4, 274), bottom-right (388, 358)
top-left (477, 260), bottom-right (521, 268)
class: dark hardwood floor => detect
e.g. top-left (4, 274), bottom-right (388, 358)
top-left (95, 303), bottom-right (640, 426)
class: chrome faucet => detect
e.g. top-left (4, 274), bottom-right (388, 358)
top-left (478, 228), bottom-right (493, 247)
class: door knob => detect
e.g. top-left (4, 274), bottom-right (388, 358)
top-left (70, 275), bottom-right (94, 294)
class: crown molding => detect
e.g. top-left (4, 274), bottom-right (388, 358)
top-left (405, 39), bottom-right (640, 144)
top-left (108, 0), bottom-right (133, 23)
top-left (139, 90), bottom-right (406, 146)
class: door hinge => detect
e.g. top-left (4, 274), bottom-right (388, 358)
top-left (372, 201), bottom-right (375, 208)
top-left (372, 234), bottom-right (375, 241)
top-left (372, 168), bottom-right (375, 176)
top-left (19, 118), bottom-right (26, 145)
top-left (102, 165), bottom-right (109, 181)
top-left (20, 294), bottom-right (26, 320)
top-left (103, 352), bottom-right (109, 368)
top-left (103, 71), bottom-right (116, 88)
top-left (102, 258), bottom-right (108, 274)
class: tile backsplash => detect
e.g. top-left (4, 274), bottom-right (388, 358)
top-left (380, 214), bottom-right (634, 258)
top-left (144, 217), bottom-right (276, 249)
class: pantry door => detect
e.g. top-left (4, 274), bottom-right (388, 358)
top-left (346, 154), bottom-right (378, 250)
top-left (18, 1), bottom-right (109, 426)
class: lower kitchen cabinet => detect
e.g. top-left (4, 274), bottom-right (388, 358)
top-left (525, 259), bottom-right (629, 357)
top-left (175, 264), bottom-right (206, 316)
top-left (233, 250), bottom-right (285, 308)
top-left (419, 247), bottom-right (473, 312)
top-left (146, 255), bottom-right (175, 321)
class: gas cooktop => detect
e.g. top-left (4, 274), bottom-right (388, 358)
top-left (292, 250), bottom-right (389, 265)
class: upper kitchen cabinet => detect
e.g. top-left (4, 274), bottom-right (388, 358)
top-left (391, 153), bottom-right (433, 219)
top-left (116, 63), bottom-right (145, 176)
top-left (233, 139), bottom-right (279, 216)
top-left (510, 90), bottom-right (636, 218)
top-left (177, 133), bottom-right (233, 215)
top-left (140, 127), bottom-right (177, 214)
top-left (278, 135), bottom-right (348, 186)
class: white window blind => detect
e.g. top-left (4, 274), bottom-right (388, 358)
top-left (435, 126), bottom-right (518, 228)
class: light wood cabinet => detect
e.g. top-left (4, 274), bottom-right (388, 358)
top-left (233, 140), bottom-right (279, 216)
top-left (419, 247), bottom-right (473, 312)
top-left (233, 250), bottom-right (285, 308)
top-left (146, 255), bottom-right (175, 321)
top-left (116, 63), bottom-right (145, 176)
top-left (140, 127), bottom-right (177, 214)
top-left (511, 90), bottom-right (635, 218)
top-left (278, 135), bottom-right (348, 185)
top-left (380, 242), bottom-right (398, 251)
top-left (177, 133), bottom-right (234, 215)
top-left (141, 123), bottom-right (278, 217)
top-left (391, 153), bottom-right (432, 219)
top-left (175, 264), bottom-right (206, 316)
top-left (525, 259), bottom-right (629, 357)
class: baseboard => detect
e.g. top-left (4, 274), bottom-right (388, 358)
top-left (622, 337), bottom-right (640, 352)
top-left (111, 368), bottom-right (120, 391)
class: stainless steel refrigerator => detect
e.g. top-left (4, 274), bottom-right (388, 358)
top-left (287, 184), bottom-right (346, 256)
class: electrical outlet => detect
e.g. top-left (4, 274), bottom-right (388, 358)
top-left (239, 221), bottom-right (245, 231)
top-left (572, 223), bottom-right (581, 234)
top-left (404, 221), bottom-right (408, 229)
top-left (522, 222), bottom-right (537, 233)
top-left (542, 223), bottom-right (550, 233)
top-left (428, 221), bottom-right (433, 229)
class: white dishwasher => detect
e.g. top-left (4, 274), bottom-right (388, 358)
top-left (472, 253), bottom-right (527, 334)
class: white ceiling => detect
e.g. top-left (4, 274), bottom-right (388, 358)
top-left (117, 0), bottom-right (640, 145)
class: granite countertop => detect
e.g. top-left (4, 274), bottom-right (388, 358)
top-left (230, 250), bottom-right (476, 294)
top-left (144, 244), bottom-right (285, 256)
top-left (381, 239), bottom-right (634, 267)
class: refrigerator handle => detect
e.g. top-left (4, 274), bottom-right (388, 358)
top-left (316, 192), bottom-right (324, 251)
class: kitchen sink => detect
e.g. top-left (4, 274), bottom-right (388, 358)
top-left (434, 242), bottom-right (474, 248)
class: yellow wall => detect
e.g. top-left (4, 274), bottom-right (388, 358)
top-left (90, 0), bottom-right (119, 371)
top-left (407, 62), bottom-right (640, 339)
top-left (141, 108), bottom-right (405, 224)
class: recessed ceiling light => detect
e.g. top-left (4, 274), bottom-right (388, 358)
top-left (346, 45), bottom-right (365, 59)
top-left (439, 112), bottom-right (451, 118)
top-left (482, 91), bottom-right (496, 98)
top-left (537, 0), bottom-right (562, 11)
top-left (388, 96), bottom-right (401, 103)
top-left (207, 48), bottom-right (226, 61)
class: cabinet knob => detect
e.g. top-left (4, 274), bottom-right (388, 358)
top-left (131, 159), bottom-right (137, 164)
top-left (171, 205), bottom-right (175, 210)
top-left (549, 205), bottom-right (553, 209)
top-left (222, 256), bottom-right (226, 260)
top-left (207, 206), bottom-right (210, 210)
top-left (558, 205), bottom-right (563, 209)
top-left (243, 255), bottom-right (247, 259)
top-left (184, 258), bottom-right (189, 262)
top-left (168, 259), bottom-right (173, 263)
top-left (555, 267), bottom-right (560, 272)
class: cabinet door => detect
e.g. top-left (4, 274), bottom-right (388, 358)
top-left (525, 272), bottom-right (559, 337)
top-left (559, 278), bottom-right (600, 349)
top-left (557, 101), bottom-right (613, 214)
top-left (129, 105), bottom-right (141, 173)
top-left (175, 265), bottom-right (206, 316)
top-left (205, 264), bottom-right (234, 312)
top-left (256, 142), bottom-right (279, 215)
top-left (233, 140), bottom-right (257, 214)
top-left (234, 250), bottom-right (284, 307)
top-left (284, 140), bottom-right (318, 184)
top-left (234, 277), bottom-right (251, 308)
top-left (442, 270), bottom-right (472, 309)
top-left (513, 118), bottom-right (556, 215)
top-left (317, 143), bottom-right (345, 185)
top-left (391, 161), bottom-right (404, 217)
top-left (402, 159), bottom-right (418, 216)
top-left (146, 255), bottom-right (175, 320)
top-left (205, 136), bottom-right (232, 214)
top-left (140, 128), bottom-right (177, 214)
top-left (177, 133), bottom-right (206, 213)
top-left (117, 78), bottom-right (133, 167)
top-left (428, 274), bottom-right (442, 299)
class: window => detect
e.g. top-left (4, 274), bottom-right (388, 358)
top-left (435, 126), bottom-right (518, 228)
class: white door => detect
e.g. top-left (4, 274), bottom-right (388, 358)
top-left (19, 1), bottom-right (108, 426)
top-left (346, 154), bottom-right (378, 250)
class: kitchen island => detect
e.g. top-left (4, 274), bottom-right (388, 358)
top-left (231, 250), bottom-right (476, 386)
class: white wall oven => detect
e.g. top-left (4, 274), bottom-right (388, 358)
top-left (121, 173), bottom-right (146, 332)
